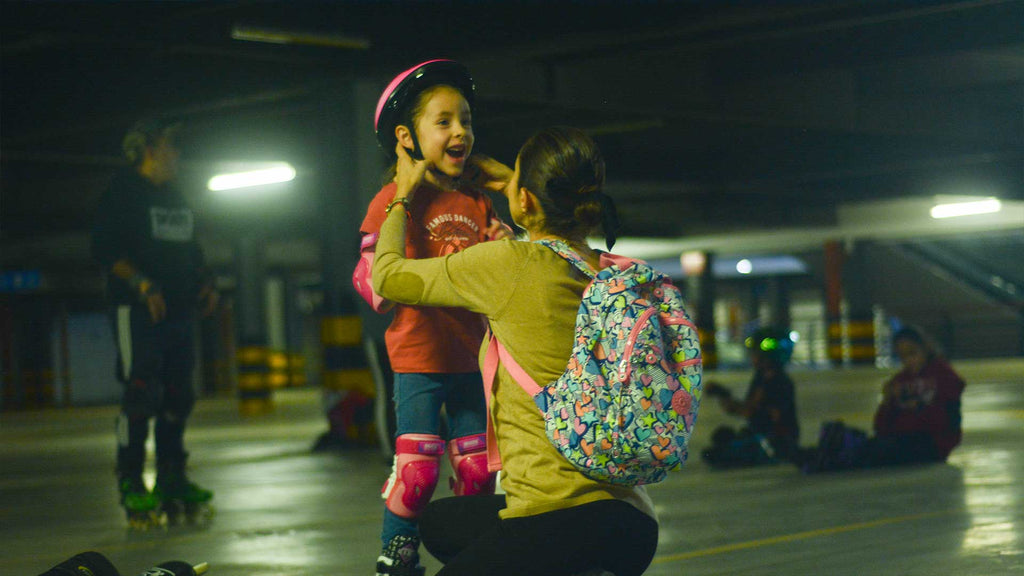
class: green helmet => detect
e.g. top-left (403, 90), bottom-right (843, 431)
top-left (745, 327), bottom-right (794, 365)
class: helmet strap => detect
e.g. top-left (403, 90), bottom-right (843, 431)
top-left (406, 131), bottom-right (424, 161)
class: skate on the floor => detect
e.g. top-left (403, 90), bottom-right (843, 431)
top-left (376, 534), bottom-right (425, 576)
top-left (119, 475), bottom-right (166, 530)
top-left (155, 473), bottom-right (214, 525)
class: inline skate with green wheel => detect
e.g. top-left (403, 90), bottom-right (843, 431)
top-left (155, 464), bottom-right (214, 525)
top-left (119, 474), bottom-right (166, 530)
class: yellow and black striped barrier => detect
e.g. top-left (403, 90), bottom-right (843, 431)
top-left (698, 327), bottom-right (717, 370)
top-left (267, 350), bottom-right (290, 389)
top-left (827, 317), bottom-right (844, 365)
top-left (321, 315), bottom-right (376, 445)
top-left (826, 317), bottom-right (876, 365)
top-left (846, 316), bottom-right (875, 364)
top-left (237, 345), bottom-right (273, 416)
top-left (287, 352), bottom-right (307, 387)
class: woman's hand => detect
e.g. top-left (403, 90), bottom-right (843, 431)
top-left (464, 154), bottom-right (512, 193)
top-left (484, 218), bottom-right (515, 241)
top-left (394, 143), bottom-right (431, 201)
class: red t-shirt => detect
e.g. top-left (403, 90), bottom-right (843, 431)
top-left (361, 181), bottom-right (497, 373)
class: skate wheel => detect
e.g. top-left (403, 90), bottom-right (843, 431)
top-left (162, 500), bottom-right (187, 525)
top-left (184, 502), bottom-right (215, 525)
top-left (126, 509), bottom-right (167, 531)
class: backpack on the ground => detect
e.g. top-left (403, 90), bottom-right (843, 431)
top-left (802, 420), bottom-right (869, 473)
top-left (484, 239), bottom-right (703, 486)
top-left (701, 426), bottom-right (779, 469)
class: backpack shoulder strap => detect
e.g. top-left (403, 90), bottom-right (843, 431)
top-left (482, 329), bottom-right (544, 473)
top-left (484, 331), bottom-right (542, 397)
top-left (535, 239), bottom-right (596, 279)
top-left (536, 238), bottom-right (645, 278)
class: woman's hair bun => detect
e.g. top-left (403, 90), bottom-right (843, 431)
top-left (573, 198), bottom-right (603, 230)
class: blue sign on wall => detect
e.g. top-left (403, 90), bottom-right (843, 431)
top-left (0, 270), bottom-right (42, 293)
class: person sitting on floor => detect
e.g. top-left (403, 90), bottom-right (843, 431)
top-left (702, 327), bottom-right (800, 469)
top-left (802, 325), bottom-right (965, 473)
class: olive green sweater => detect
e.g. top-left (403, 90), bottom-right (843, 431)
top-left (373, 207), bottom-right (655, 520)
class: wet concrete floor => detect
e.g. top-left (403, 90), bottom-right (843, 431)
top-left (3, 358), bottom-right (1022, 575)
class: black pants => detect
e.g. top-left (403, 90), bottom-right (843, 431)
top-left (859, 432), bottom-right (941, 467)
top-left (419, 494), bottom-right (658, 576)
top-left (112, 304), bottom-right (196, 475)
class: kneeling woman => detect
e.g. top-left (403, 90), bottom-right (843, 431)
top-left (372, 127), bottom-right (658, 576)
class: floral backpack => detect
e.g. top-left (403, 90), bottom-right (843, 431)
top-left (483, 239), bottom-right (703, 486)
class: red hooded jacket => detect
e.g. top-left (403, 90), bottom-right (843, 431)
top-left (873, 357), bottom-right (965, 460)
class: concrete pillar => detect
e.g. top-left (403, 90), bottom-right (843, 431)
top-left (316, 77), bottom-right (380, 448)
top-left (770, 276), bottom-right (792, 332)
top-left (284, 275), bottom-right (308, 388)
top-left (234, 235), bottom-right (272, 415)
top-left (263, 276), bottom-right (289, 389)
top-left (683, 251), bottom-right (717, 369)
top-left (843, 242), bottom-right (876, 364)
top-left (824, 240), bottom-right (845, 366)
top-left (748, 280), bottom-right (765, 327)
top-left (823, 240), bottom-right (877, 366)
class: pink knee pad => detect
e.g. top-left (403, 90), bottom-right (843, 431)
top-left (448, 433), bottom-right (496, 496)
top-left (382, 433), bottom-right (445, 518)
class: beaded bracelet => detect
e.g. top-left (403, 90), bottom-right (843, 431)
top-left (384, 197), bottom-right (411, 216)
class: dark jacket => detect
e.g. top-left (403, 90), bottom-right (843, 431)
top-left (91, 169), bottom-right (206, 313)
top-left (745, 369), bottom-right (800, 446)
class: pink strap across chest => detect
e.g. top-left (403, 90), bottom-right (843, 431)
top-left (482, 330), bottom-right (541, 472)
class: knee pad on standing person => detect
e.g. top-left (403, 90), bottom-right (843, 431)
top-left (447, 433), bottom-right (495, 496)
top-left (382, 433), bottom-right (445, 518)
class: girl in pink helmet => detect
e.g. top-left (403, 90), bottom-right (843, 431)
top-left (354, 59), bottom-right (510, 576)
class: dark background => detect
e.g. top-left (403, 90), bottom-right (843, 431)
top-left (2, 0), bottom-right (1022, 355)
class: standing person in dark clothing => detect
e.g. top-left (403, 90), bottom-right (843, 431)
top-left (91, 117), bottom-right (218, 527)
top-left (702, 328), bottom-right (800, 468)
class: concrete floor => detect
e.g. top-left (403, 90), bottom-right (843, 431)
top-left (4, 358), bottom-right (1022, 576)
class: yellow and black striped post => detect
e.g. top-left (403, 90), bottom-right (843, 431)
top-left (287, 352), bottom-right (307, 387)
top-left (846, 316), bottom-right (876, 364)
top-left (266, 350), bottom-right (289, 389)
top-left (237, 345), bottom-right (273, 416)
top-left (683, 251), bottom-right (717, 370)
top-left (824, 241), bottom-right (845, 366)
top-left (698, 328), bottom-right (718, 371)
top-left (321, 315), bottom-right (376, 445)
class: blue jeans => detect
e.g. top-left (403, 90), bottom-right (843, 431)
top-left (381, 371), bottom-right (487, 547)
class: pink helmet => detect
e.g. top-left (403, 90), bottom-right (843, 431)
top-left (374, 59), bottom-right (475, 160)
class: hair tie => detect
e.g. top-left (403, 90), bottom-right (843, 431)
top-left (599, 193), bottom-right (620, 251)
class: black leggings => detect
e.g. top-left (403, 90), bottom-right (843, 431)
top-left (419, 494), bottom-right (658, 576)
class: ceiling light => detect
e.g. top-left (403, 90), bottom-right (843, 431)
top-left (208, 163), bottom-right (296, 192)
top-left (231, 25), bottom-right (370, 50)
top-left (929, 197), bottom-right (1001, 219)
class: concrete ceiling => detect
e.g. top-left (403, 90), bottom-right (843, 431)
top-left (2, 1), bottom-right (1022, 275)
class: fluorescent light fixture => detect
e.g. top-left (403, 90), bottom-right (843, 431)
top-left (208, 163), bottom-right (296, 192)
top-left (736, 259), bottom-right (753, 274)
top-left (930, 197), bottom-right (1001, 219)
top-left (231, 25), bottom-right (370, 50)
